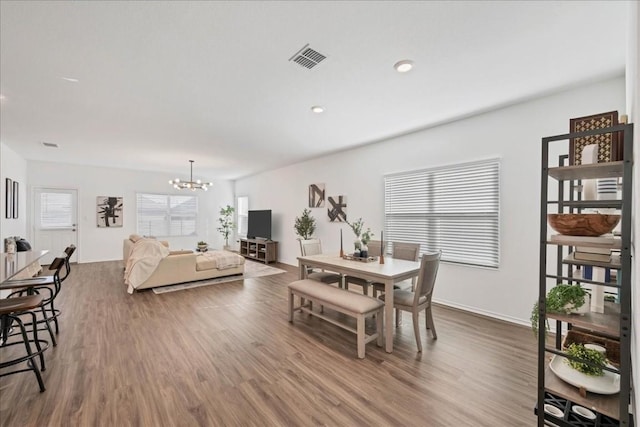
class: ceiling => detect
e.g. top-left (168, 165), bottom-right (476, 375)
top-left (0, 1), bottom-right (629, 180)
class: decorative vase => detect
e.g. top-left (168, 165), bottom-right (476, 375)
top-left (565, 294), bottom-right (590, 315)
top-left (360, 244), bottom-right (368, 258)
top-left (198, 244), bottom-right (208, 252)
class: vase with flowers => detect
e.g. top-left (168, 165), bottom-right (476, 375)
top-left (346, 217), bottom-right (373, 257)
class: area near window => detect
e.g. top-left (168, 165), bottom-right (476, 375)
top-left (237, 196), bottom-right (249, 238)
top-left (136, 193), bottom-right (198, 237)
top-left (384, 158), bottom-right (500, 268)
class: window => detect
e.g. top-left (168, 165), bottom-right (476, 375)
top-left (384, 158), bottom-right (500, 268)
top-left (237, 196), bottom-right (249, 237)
top-left (136, 193), bottom-right (198, 237)
top-left (40, 191), bottom-right (74, 228)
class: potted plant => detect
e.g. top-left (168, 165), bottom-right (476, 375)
top-left (346, 218), bottom-right (373, 255)
top-left (217, 205), bottom-right (236, 250)
top-left (530, 284), bottom-right (588, 335)
top-left (197, 241), bottom-right (208, 252)
top-left (294, 208), bottom-right (316, 240)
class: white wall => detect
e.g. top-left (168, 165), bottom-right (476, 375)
top-left (0, 142), bottom-right (28, 241)
top-left (27, 161), bottom-right (235, 263)
top-left (625, 0), bottom-right (639, 415)
top-left (236, 77), bottom-right (625, 325)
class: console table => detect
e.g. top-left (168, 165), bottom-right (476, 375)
top-left (239, 239), bottom-right (278, 264)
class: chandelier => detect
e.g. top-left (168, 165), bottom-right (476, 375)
top-left (169, 160), bottom-right (212, 191)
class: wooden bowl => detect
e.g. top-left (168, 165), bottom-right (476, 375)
top-left (547, 213), bottom-right (620, 236)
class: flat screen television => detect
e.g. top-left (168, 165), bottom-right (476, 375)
top-left (247, 210), bottom-right (272, 240)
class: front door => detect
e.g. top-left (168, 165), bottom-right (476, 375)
top-left (33, 188), bottom-right (78, 265)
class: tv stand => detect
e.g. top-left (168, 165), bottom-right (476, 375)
top-left (239, 238), bottom-right (278, 264)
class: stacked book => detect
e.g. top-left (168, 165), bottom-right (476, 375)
top-left (573, 246), bottom-right (611, 262)
top-left (549, 234), bottom-right (621, 264)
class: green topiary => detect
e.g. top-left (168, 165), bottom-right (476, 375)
top-left (531, 284), bottom-right (587, 336)
top-left (294, 208), bottom-right (316, 240)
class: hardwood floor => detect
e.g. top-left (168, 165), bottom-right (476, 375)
top-left (0, 260), bottom-right (538, 426)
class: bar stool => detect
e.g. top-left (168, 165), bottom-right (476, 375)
top-left (3, 257), bottom-right (67, 347)
top-left (0, 294), bottom-right (50, 392)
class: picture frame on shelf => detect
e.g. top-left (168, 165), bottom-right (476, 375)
top-left (569, 110), bottom-right (621, 165)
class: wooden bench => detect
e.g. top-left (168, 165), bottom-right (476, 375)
top-left (288, 279), bottom-right (384, 358)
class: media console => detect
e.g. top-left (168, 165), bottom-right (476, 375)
top-left (239, 238), bottom-right (278, 264)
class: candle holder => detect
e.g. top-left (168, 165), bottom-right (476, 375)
top-left (339, 229), bottom-right (344, 257)
top-left (379, 230), bottom-right (384, 264)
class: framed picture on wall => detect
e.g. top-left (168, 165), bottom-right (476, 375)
top-left (12, 181), bottom-right (18, 219)
top-left (97, 196), bottom-right (123, 227)
top-left (5, 178), bottom-right (12, 219)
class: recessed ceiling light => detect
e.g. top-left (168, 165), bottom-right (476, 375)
top-left (0, 94), bottom-right (6, 101)
top-left (394, 60), bottom-right (414, 73)
top-left (61, 77), bottom-right (79, 83)
top-left (311, 106), bottom-right (324, 113)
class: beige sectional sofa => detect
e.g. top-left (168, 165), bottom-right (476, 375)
top-left (123, 236), bottom-right (245, 293)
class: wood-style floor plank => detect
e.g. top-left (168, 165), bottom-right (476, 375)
top-left (0, 260), bottom-right (537, 426)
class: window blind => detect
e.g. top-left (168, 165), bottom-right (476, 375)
top-left (40, 192), bottom-right (73, 228)
top-left (136, 193), bottom-right (197, 237)
top-left (384, 158), bottom-right (500, 268)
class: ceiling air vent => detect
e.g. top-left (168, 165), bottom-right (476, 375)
top-left (289, 44), bottom-right (327, 69)
top-left (41, 142), bottom-right (59, 148)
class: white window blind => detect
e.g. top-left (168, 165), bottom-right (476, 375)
top-left (237, 196), bottom-right (249, 237)
top-left (384, 158), bottom-right (500, 268)
top-left (40, 192), bottom-right (73, 228)
top-left (136, 193), bottom-right (198, 237)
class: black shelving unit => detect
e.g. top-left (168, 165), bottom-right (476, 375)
top-left (536, 123), bottom-right (634, 427)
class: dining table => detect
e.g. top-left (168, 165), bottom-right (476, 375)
top-left (297, 253), bottom-right (421, 353)
top-left (0, 250), bottom-right (49, 287)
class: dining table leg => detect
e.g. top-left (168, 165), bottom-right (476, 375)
top-left (384, 278), bottom-right (394, 352)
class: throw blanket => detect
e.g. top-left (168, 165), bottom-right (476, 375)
top-left (198, 250), bottom-right (244, 270)
top-left (124, 239), bottom-right (170, 293)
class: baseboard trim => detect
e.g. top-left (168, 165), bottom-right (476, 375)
top-left (433, 298), bottom-right (530, 328)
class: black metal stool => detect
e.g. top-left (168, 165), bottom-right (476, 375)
top-left (0, 294), bottom-right (50, 392)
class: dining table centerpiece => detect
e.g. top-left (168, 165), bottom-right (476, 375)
top-left (346, 217), bottom-right (373, 257)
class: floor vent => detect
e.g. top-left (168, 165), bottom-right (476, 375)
top-left (289, 44), bottom-right (326, 69)
top-left (41, 142), bottom-right (59, 148)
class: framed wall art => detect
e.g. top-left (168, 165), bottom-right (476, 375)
top-left (5, 178), bottom-right (12, 219)
top-left (97, 196), bottom-right (123, 227)
top-left (327, 195), bottom-right (347, 222)
top-left (12, 181), bottom-right (19, 218)
top-left (308, 183), bottom-right (325, 208)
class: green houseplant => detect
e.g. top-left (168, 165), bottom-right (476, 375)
top-left (530, 284), bottom-right (588, 335)
top-left (346, 217), bottom-right (373, 250)
top-left (565, 343), bottom-right (606, 376)
top-left (217, 205), bottom-right (236, 249)
top-left (294, 208), bottom-right (316, 240)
